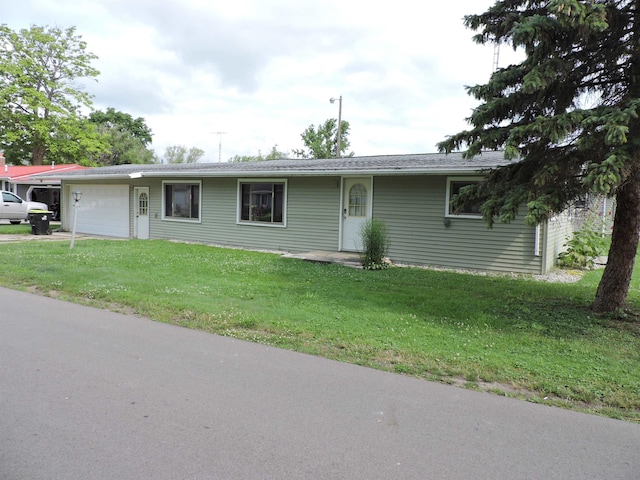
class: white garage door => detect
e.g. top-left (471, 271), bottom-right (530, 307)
top-left (69, 185), bottom-right (130, 237)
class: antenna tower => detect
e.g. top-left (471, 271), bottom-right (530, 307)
top-left (214, 132), bottom-right (227, 162)
top-left (492, 43), bottom-right (500, 72)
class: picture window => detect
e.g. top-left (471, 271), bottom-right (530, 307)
top-left (164, 182), bottom-right (200, 220)
top-left (239, 181), bottom-right (286, 225)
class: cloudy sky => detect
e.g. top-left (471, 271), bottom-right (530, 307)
top-left (4, 0), bottom-right (522, 162)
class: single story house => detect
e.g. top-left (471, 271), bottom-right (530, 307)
top-left (0, 152), bottom-right (87, 217)
top-left (46, 152), bottom-right (573, 274)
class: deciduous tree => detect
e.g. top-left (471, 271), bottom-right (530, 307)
top-left (0, 25), bottom-right (105, 165)
top-left (163, 145), bottom-right (204, 164)
top-left (438, 0), bottom-right (640, 314)
top-left (293, 119), bottom-right (353, 159)
top-left (89, 108), bottom-right (153, 145)
top-left (229, 145), bottom-right (290, 162)
top-left (89, 108), bottom-right (156, 165)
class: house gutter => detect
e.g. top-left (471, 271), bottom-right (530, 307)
top-left (48, 167), bottom-right (502, 181)
top-left (138, 168), bottom-right (500, 177)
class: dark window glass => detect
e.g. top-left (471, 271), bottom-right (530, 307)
top-left (449, 181), bottom-right (481, 215)
top-left (2, 192), bottom-right (20, 203)
top-left (164, 184), bottom-right (173, 217)
top-left (240, 182), bottom-right (285, 224)
top-left (165, 183), bottom-right (200, 220)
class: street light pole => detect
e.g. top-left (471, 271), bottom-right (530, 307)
top-left (330, 96), bottom-right (342, 158)
top-left (70, 190), bottom-right (82, 249)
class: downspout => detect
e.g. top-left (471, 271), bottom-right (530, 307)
top-left (601, 197), bottom-right (607, 236)
top-left (536, 223), bottom-right (548, 275)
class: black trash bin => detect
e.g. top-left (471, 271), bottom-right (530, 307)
top-left (28, 210), bottom-right (53, 235)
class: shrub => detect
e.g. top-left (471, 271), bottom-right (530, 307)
top-left (359, 218), bottom-right (390, 270)
top-left (557, 222), bottom-right (609, 269)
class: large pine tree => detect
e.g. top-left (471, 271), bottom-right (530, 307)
top-left (438, 0), bottom-right (640, 313)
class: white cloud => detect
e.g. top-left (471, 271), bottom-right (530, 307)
top-left (4, 0), bottom-right (524, 161)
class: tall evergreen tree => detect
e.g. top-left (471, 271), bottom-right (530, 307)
top-left (438, 0), bottom-right (640, 313)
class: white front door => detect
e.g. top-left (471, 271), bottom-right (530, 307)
top-left (134, 187), bottom-right (149, 239)
top-left (341, 177), bottom-right (372, 251)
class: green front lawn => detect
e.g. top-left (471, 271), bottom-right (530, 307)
top-left (0, 221), bottom-right (61, 234)
top-left (1, 237), bottom-right (638, 422)
top-left (0, 222), bottom-right (32, 234)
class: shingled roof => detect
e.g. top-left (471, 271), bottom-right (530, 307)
top-left (39, 151), bottom-right (513, 180)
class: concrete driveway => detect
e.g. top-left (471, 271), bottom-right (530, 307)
top-left (0, 229), bottom-right (90, 243)
top-left (1, 287), bottom-right (638, 479)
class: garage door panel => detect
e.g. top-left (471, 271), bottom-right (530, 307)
top-left (70, 185), bottom-right (129, 237)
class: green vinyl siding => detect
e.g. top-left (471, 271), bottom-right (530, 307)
top-left (150, 176), bottom-right (340, 253)
top-left (543, 212), bottom-right (574, 273)
top-left (372, 176), bottom-right (544, 274)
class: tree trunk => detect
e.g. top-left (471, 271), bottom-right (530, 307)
top-left (592, 171), bottom-right (640, 313)
top-left (32, 144), bottom-right (45, 165)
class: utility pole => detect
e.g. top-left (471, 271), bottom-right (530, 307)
top-left (330, 96), bottom-right (342, 158)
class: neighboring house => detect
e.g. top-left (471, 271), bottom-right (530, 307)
top-left (570, 194), bottom-right (616, 236)
top-left (45, 152), bottom-right (574, 274)
top-left (0, 152), bottom-right (87, 218)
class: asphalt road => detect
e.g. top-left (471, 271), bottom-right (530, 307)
top-left (1, 287), bottom-right (639, 479)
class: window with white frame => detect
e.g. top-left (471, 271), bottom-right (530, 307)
top-left (163, 181), bottom-right (201, 220)
top-left (446, 177), bottom-right (482, 217)
top-left (239, 180), bottom-right (286, 225)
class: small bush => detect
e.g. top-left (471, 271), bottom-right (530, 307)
top-left (557, 222), bottom-right (609, 269)
top-left (359, 218), bottom-right (390, 270)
